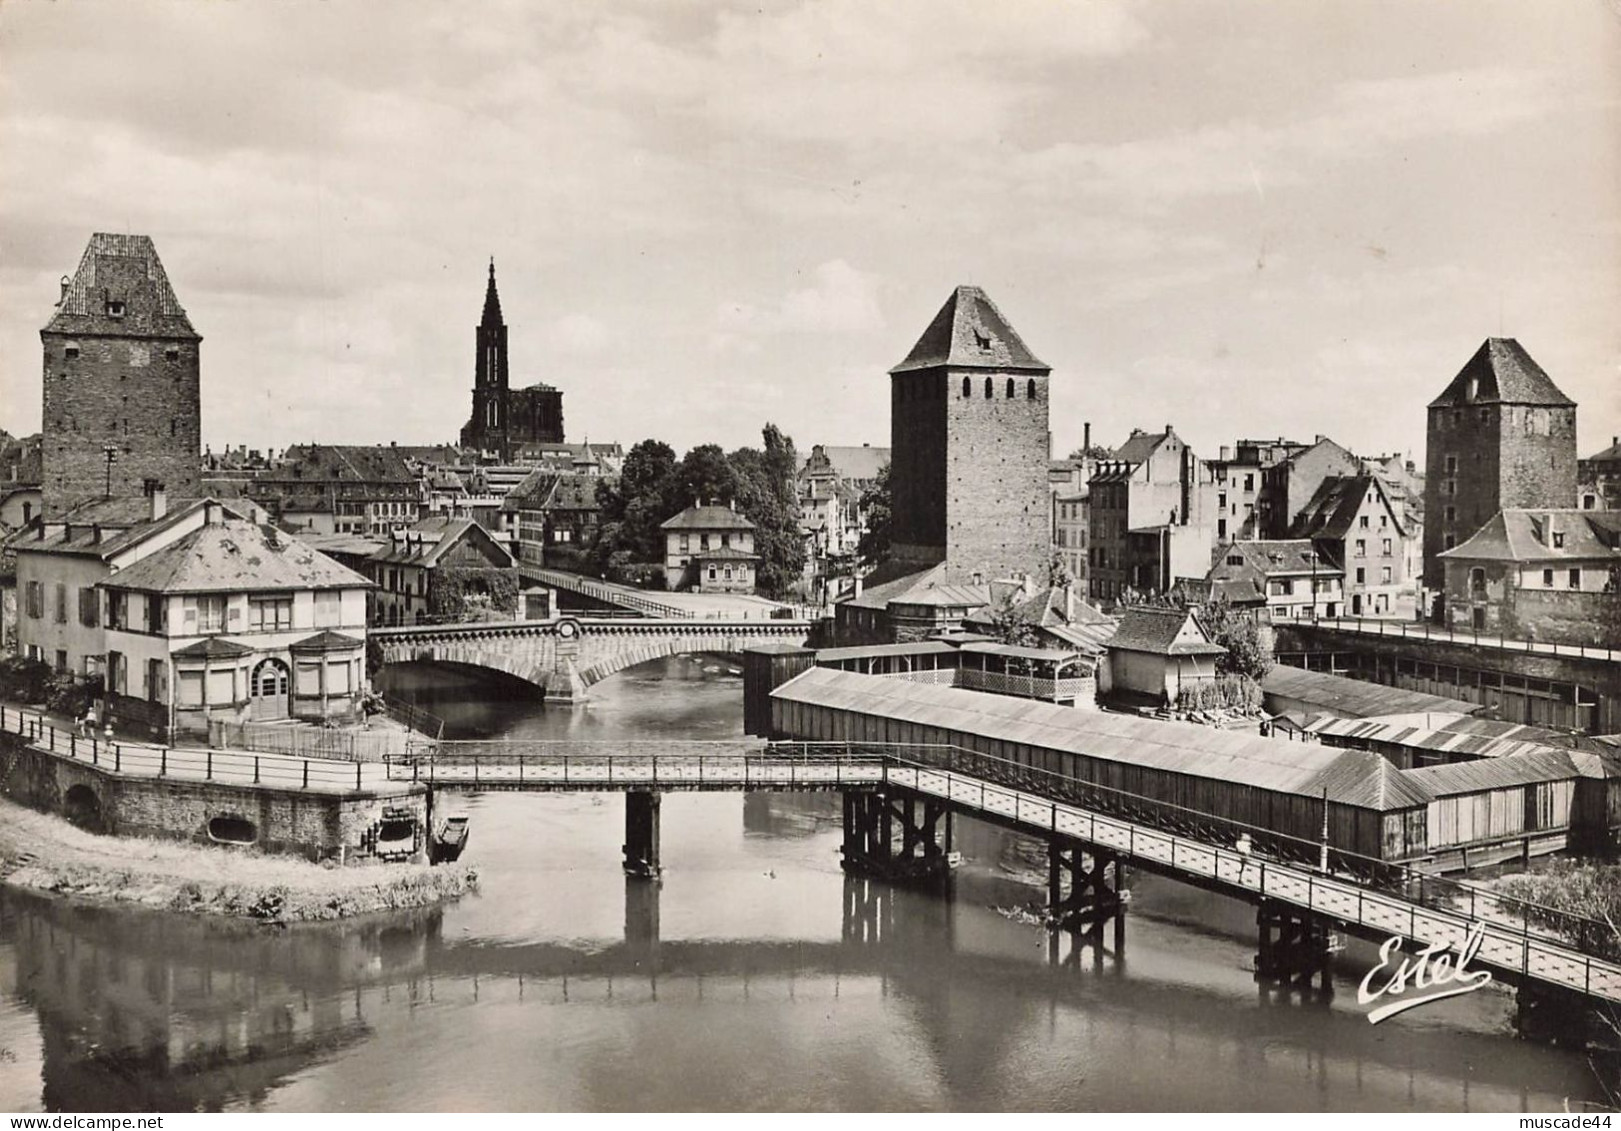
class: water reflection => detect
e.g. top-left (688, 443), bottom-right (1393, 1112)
top-left (0, 657), bottom-right (1607, 1112)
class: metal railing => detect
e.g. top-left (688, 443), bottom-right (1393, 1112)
top-left (879, 756), bottom-right (1621, 1003)
top-left (1307, 616), bottom-right (1621, 662)
top-left (379, 692), bottom-right (445, 741)
top-left (389, 741), bottom-right (886, 789)
top-left (520, 567), bottom-right (695, 619)
top-left (0, 704), bottom-right (393, 793)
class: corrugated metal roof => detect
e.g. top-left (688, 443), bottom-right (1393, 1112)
top-left (1263, 666), bottom-right (1481, 719)
top-left (816, 642), bottom-right (960, 663)
top-left (1404, 748), bottom-right (1585, 794)
top-left (770, 668), bottom-right (1421, 809)
top-left (959, 642), bottom-right (1080, 662)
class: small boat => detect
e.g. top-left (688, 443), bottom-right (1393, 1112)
top-left (430, 816), bottom-right (471, 864)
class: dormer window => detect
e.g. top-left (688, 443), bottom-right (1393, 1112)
top-left (64, 342), bottom-right (80, 359)
top-left (1553, 531), bottom-right (1565, 548)
top-left (106, 300), bottom-right (125, 318)
top-left (165, 345), bottom-right (179, 360)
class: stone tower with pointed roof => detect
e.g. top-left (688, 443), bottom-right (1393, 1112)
top-left (888, 285), bottom-right (1052, 584)
top-left (40, 233), bottom-right (202, 516)
top-left (1422, 337), bottom-right (1577, 592)
top-left (458, 261), bottom-right (564, 459)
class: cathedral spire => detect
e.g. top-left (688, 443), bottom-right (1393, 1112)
top-left (482, 258), bottom-right (504, 328)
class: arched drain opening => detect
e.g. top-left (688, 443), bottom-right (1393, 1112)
top-left (208, 815), bottom-right (258, 845)
top-left (62, 785), bottom-right (104, 833)
top-left (377, 818), bottom-right (416, 844)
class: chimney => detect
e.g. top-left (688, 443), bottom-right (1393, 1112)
top-left (1219, 445), bottom-right (1231, 461)
top-left (91, 523), bottom-right (101, 544)
top-left (1065, 584), bottom-right (1077, 623)
top-left (204, 500), bottom-right (223, 526)
top-left (148, 482), bottom-right (167, 522)
top-left (1083, 422), bottom-right (1092, 452)
top-left (58, 276), bottom-right (69, 302)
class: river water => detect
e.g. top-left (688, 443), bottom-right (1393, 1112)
top-left (0, 655), bottom-right (1608, 1112)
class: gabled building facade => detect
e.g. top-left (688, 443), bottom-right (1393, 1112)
top-left (1580, 437), bottom-right (1621, 512)
top-left (1206, 539), bottom-right (1345, 623)
top-left (1290, 474), bottom-right (1411, 617)
top-left (245, 444), bottom-right (425, 536)
top-left (1087, 426), bottom-right (1216, 603)
top-left (367, 516), bottom-right (518, 626)
top-left (502, 469), bottom-right (603, 571)
top-left (1258, 436), bottom-right (1361, 539)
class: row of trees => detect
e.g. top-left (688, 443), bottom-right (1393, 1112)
top-left (587, 425), bottom-right (806, 598)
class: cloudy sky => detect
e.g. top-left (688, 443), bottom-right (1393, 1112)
top-left (1, 0), bottom-right (1617, 464)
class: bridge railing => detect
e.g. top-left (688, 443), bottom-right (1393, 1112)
top-left (0, 704), bottom-right (392, 793)
top-left (386, 740), bottom-right (885, 788)
top-left (1306, 616), bottom-right (1621, 662)
top-left (878, 756), bottom-right (1621, 1005)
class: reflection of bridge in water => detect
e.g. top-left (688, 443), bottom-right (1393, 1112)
top-left (0, 867), bottom-right (1576, 1113)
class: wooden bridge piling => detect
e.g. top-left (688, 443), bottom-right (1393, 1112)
top-left (1254, 900), bottom-right (1333, 996)
top-left (623, 790), bottom-right (662, 879)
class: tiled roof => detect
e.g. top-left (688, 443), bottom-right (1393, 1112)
top-left (1107, 607), bottom-right (1226, 656)
top-left (1111, 429), bottom-right (1170, 466)
top-left (289, 630), bottom-right (364, 653)
top-left (368, 516), bottom-right (515, 569)
top-left (1585, 439), bottom-right (1621, 465)
top-left (43, 233), bottom-right (197, 339)
top-left (172, 637), bottom-right (254, 660)
top-left (106, 517), bottom-right (370, 593)
top-left (19, 497), bottom-right (220, 560)
top-left (691, 546), bottom-right (760, 562)
top-left (1439, 509), bottom-right (1621, 563)
top-left (1403, 748), bottom-right (1585, 796)
top-left (845, 562), bottom-right (950, 610)
top-left (1428, 338), bottom-right (1575, 408)
top-left (272, 445), bottom-right (419, 485)
top-left (890, 286), bottom-right (1049, 374)
top-left (1290, 475), bottom-right (1402, 541)
top-left (1208, 540), bottom-right (1341, 581)
top-left (502, 469), bottom-right (602, 512)
top-left (660, 504), bottom-right (756, 532)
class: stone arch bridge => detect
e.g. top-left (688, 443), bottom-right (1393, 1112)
top-left (370, 617), bottom-right (813, 704)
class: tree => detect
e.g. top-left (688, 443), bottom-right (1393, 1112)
top-left (728, 424), bottom-right (806, 598)
top-left (987, 590), bottom-right (1041, 648)
top-left (675, 444), bottom-right (739, 509)
top-left (856, 462), bottom-right (892, 568)
top-left (592, 439), bottom-right (679, 569)
top-left (1194, 596), bottom-right (1274, 681)
top-left (1047, 553), bottom-right (1073, 589)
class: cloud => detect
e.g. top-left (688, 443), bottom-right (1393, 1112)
top-left (714, 260), bottom-right (884, 350)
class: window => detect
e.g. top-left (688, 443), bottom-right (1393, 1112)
top-left (1355, 568), bottom-right (1365, 584)
top-left (107, 651), bottom-right (126, 696)
top-left (1217, 519), bottom-right (1227, 539)
top-left (721, 533), bottom-right (731, 548)
top-left (984, 377), bottom-right (993, 399)
top-left (24, 580), bottom-right (42, 619)
top-left (1359, 516), bottom-right (1370, 529)
top-left (147, 659), bottom-right (164, 703)
top-left (1444, 534), bottom-right (1456, 550)
top-left (962, 377), bottom-right (971, 398)
top-left (724, 566), bottom-right (733, 580)
top-left (78, 588), bottom-right (99, 628)
top-left (187, 595), bottom-right (227, 633)
top-left (1444, 455), bottom-right (1457, 474)
top-left (1381, 538), bottom-right (1392, 556)
top-left (1444, 505), bottom-right (1456, 524)
top-left (1027, 379), bottom-right (1036, 399)
top-left (315, 592), bottom-right (341, 627)
top-left (53, 583), bottom-right (67, 624)
top-left (1354, 539), bottom-right (1366, 557)
top-left (679, 533), bottom-right (689, 552)
top-left (106, 300), bottom-right (125, 318)
top-left (1445, 479), bottom-right (1456, 496)
top-left (1379, 515), bottom-right (1388, 529)
top-left (1569, 568), bottom-right (1581, 590)
top-left (1381, 566), bottom-right (1392, 584)
top-left (65, 343), bottom-right (81, 359)
top-left (249, 597), bottom-right (293, 631)
top-left (1218, 492), bottom-right (1227, 509)
top-left (1242, 474), bottom-right (1254, 491)
top-left (54, 650), bottom-right (67, 675)
top-left (1543, 569), bottom-right (1554, 588)
top-left (145, 594), bottom-right (165, 633)
top-left (107, 591), bottom-right (125, 630)
top-left (1227, 554), bottom-right (1243, 567)
top-left (707, 566), bottom-right (717, 581)
top-left (1006, 378), bottom-right (1015, 398)
top-left (1552, 531), bottom-right (1565, 548)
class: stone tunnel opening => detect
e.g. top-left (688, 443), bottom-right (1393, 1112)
top-left (62, 785), bottom-right (104, 834)
top-left (208, 815), bottom-right (258, 845)
top-left (377, 817), bottom-right (417, 844)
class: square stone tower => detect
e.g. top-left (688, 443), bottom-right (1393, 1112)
top-left (39, 233), bottom-right (202, 515)
top-left (1422, 337), bottom-right (1577, 590)
top-left (888, 286), bottom-right (1052, 584)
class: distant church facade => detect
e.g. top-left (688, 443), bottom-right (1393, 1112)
top-left (459, 262), bottom-right (564, 460)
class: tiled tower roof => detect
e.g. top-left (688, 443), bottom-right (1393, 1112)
top-left (1428, 338), bottom-right (1575, 408)
top-left (890, 285), bottom-right (1049, 374)
top-left (42, 233), bottom-right (198, 339)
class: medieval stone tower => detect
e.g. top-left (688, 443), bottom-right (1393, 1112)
top-left (40, 233), bottom-right (202, 516)
top-left (1422, 337), bottom-right (1577, 590)
top-left (888, 285), bottom-right (1052, 584)
top-left (459, 261), bottom-right (564, 459)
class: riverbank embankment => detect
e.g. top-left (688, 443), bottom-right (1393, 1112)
top-left (0, 796), bottom-right (476, 922)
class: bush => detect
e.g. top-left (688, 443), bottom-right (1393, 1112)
top-left (0, 656), bottom-right (53, 704)
top-left (1179, 674), bottom-right (1262, 713)
top-left (45, 673), bottom-right (100, 720)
